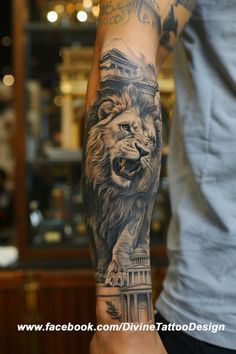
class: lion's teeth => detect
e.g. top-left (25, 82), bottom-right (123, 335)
top-left (119, 158), bottom-right (125, 167)
top-left (128, 171), bottom-right (135, 176)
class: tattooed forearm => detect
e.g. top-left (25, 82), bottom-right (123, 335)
top-left (158, 0), bottom-right (196, 53)
top-left (83, 38), bottom-right (162, 323)
top-left (100, 0), bottom-right (196, 55)
top-left (100, 0), bottom-right (161, 32)
top-left (160, 4), bottom-right (178, 52)
top-left (84, 1), bottom-right (196, 325)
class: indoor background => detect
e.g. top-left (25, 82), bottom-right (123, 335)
top-left (0, 1), bottom-right (174, 353)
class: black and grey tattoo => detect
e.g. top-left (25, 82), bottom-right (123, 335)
top-left (100, 0), bottom-right (161, 32)
top-left (99, 0), bottom-right (196, 54)
top-left (160, 4), bottom-right (178, 52)
top-left (159, 0), bottom-right (196, 52)
top-left (174, 0), bottom-right (196, 13)
top-left (83, 38), bottom-right (162, 323)
top-left (106, 301), bottom-right (123, 321)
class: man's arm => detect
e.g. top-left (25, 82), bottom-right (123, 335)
top-left (156, 0), bottom-right (196, 69)
top-left (83, 1), bottom-right (196, 353)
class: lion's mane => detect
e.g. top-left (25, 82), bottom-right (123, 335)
top-left (83, 85), bottom-right (161, 267)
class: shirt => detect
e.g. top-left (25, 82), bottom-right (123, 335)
top-left (156, 0), bottom-right (236, 350)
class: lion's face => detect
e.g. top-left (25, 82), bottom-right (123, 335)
top-left (100, 109), bottom-right (156, 187)
top-left (84, 84), bottom-right (161, 196)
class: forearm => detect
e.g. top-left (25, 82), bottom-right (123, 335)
top-left (82, 1), bottom-right (195, 352)
top-left (84, 1), bottom-right (162, 327)
top-left (87, 0), bottom-right (196, 105)
top-left (85, 55), bottom-right (160, 324)
top-left (156, 0), bottom-right (196, 70)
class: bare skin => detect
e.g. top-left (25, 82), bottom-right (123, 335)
top-left (83, 1), bottom-right (196, 353)
top-left (90, 329), bottom-right (167, 354)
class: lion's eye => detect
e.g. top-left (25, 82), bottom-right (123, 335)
top-left (120, 124), bottom-right (131, 133)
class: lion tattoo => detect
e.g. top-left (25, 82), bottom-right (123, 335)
top-left (83, 84), bottom-right (162, 287)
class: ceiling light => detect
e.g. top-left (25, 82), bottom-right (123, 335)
top-left (54, 95), bottom-right (65, 107)
top-left (47, 11), bottom-right (58, 23)
top-left (3, 75), bottom-right (14, 87)
top-left (1, 36), bottom-right (12, 47)
top-left (77, 10), bottom-right (88, 22)
top-left (54, 5), bottom-right (65, 14)
top-left (66, 3), bottom-right (76, 14)
top-left (83, 0), bottom-right (93, 9)
top-left (91, 5), bottom-right (99, 17)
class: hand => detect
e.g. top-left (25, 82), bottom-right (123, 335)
top-left (89, 329), bottom-right (167, 354)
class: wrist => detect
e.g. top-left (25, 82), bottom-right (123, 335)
top-left (95, 284), bottom-right (155, 326)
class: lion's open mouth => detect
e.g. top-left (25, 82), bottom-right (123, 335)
top-left (112, 157), bottom-right (141, 180)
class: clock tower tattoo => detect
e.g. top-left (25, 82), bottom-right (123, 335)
top-left (83, 37), bottom-right (162, 324)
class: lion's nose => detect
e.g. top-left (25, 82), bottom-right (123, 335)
top-left (135, 143), bottom-right (149, 157)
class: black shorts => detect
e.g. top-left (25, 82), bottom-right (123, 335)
top-left (155, 312), bottom-right (236, 354)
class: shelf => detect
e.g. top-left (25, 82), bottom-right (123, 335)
top-left (25, 22), bottom-right (96, 33)
top-left (1, 259), bottom-right (92, 270)
top-left (13, 0), bottom-right (171, 264)
top-left (30, 239), bottom-right (88, 248)
top-left (26, 158), bottom-right (82, 165)
top-left (26, 148), bottom-right (83, 164)
top-left (24, 22), bottom-right (96, 47)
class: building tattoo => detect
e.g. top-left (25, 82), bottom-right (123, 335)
top-left (99, 48), bottom-right (159, 97)
top-left (83, 38), bottom-right (162, 323)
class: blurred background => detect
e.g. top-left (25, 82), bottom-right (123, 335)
top-left (0, 1), bottom-right (175, 353)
